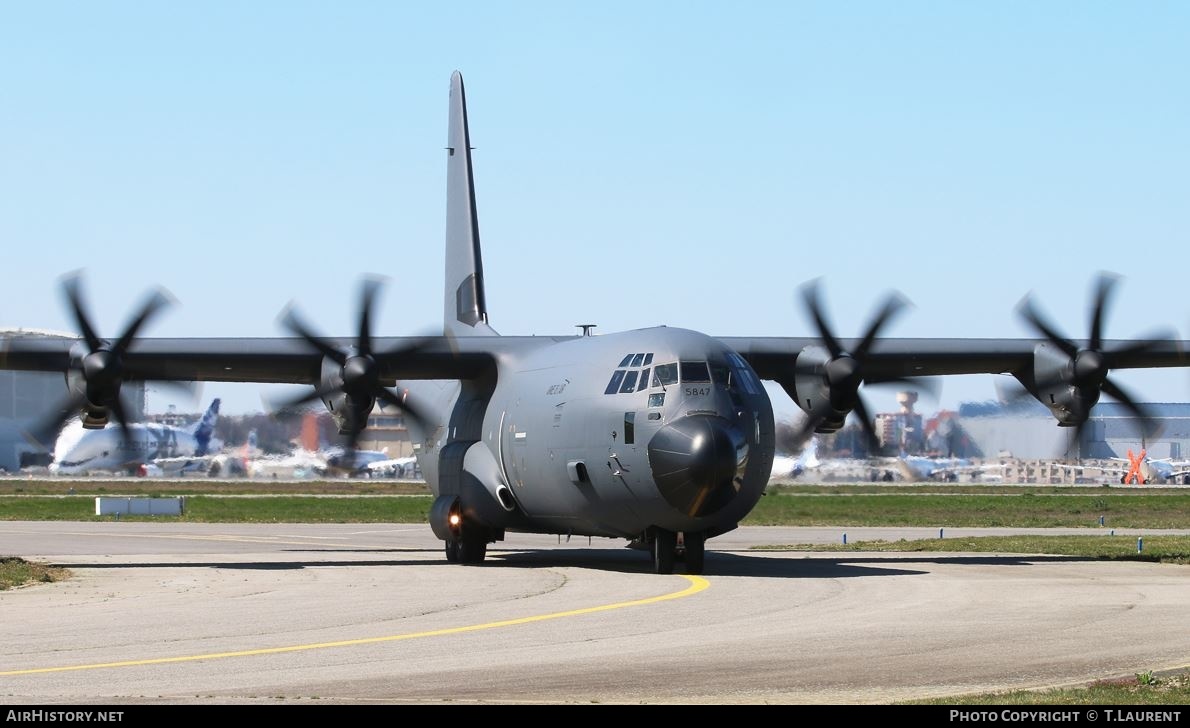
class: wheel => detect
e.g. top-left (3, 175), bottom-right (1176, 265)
top-left (444, 539), bottom-right (459, 563)
top-left (652, 529), bottom-right (676, 574)
top-left (457, 533), bottom-right (488, 564)
top-left (682, 531), bottom-right (706, 575)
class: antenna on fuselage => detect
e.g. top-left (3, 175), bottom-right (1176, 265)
top-left (576, 324), bottom-right (597, 337)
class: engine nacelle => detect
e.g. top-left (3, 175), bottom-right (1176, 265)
top-left (1016, 342), bottom-right (1102, 427)
top-left (780, 344), bottom-right (848, 433)
top-left (66, 341), bottom-right (118, 429)
top-left (318, 355), bottom-right (370, 435)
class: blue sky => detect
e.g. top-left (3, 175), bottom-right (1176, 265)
top-left (1, 2), bottom-right (1187, 418)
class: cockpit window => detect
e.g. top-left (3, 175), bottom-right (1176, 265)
top-left (606, 353), bottom-right (658, 395)
top-left (709, 362), bottom-right (731, 386)
top-left (653, 363), bottom-right (678, 387)
top-left (680, 361), bottom-right (711, 382)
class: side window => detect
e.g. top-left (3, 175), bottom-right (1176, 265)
top-left (648, 392), bottom-right (665, 408)
top-left (654, 363), bottom-right (678, 387)
top-left (638, 367), bottom-right (650, 391)
top-left (728, 352), bottom-right (761, 394)
top-left (619, 370), bottom-right (639, 394)
top-left (604, 370), bottom-right (626, 395)
top-left (624, 412), bottom-right (635, 444)
top-left (710, 362), bottom-right (731, 386)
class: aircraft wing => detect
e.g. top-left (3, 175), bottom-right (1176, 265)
top-left (719, 337), bottom-right (1189, 381)
top-left (4, 332), bottom-right (1186, 385)
top-left (0, 335), bottom-right (556, 384)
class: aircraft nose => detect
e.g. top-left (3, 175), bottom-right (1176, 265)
top-left (647, 415), bottom-right (747, 518)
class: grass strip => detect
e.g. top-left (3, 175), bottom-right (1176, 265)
top-left (4, 490), bottom-right (1190, 528)
top-left (909, 672), bottom-right (1190, 705)
top-left (0, 557), bottom-right (69, 590)
top-left (0, 480), bottom-right (429, 496)
top-left (751, 535), bottom-right (1190, 564)
top-left (743, 492), bottom-right (1190, 528)
top-left (0, 495), bottom-right (433, 523)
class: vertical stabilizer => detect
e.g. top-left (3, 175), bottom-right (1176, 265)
top-left (444, 71), bottom-right (496, 337)
top-left (191, 398), bottom-right (220, 456)
top-left (300, 412), bottom-right (319, 452)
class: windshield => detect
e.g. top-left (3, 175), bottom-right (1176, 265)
top-left (679, 361), bottom-right (710, 383)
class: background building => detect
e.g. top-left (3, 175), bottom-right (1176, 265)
top-left (955, 400), bottom-right (1190, 460)
top-left (356, 402), bottom-right (414, 457)
top-left (875, 391), bottom-right (924, 454)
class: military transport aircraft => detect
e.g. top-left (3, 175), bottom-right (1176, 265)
top-left (1, 72), bottom-right (1187, 574)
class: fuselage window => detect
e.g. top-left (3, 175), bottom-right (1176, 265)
top-left (643, 353), bottom-right (654, 366)
top-left (648, 392), bottom-right (665, 408)
top-left (653, 363), bottom-right (678, 387)
top-left (630, 353), bottom-right (645, 367)
top-left (618, 354), bottom-right (634, 367)
top-left (604, 370), bottom-right (626, 395)
top-left (680, 361), bottom-right (711, 383)
top-left (638, 367), bottom-right (650, 390)
top-left (619, 370), bottom-right (639, 394)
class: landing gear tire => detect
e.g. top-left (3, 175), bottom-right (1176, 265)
top-left (652, 529), bottom-right (676, 574)
top-left (457, 533), bottom-right (488, 565)
top-left (682, 531), bottom-right (706, 575)
top-left (445, 540), bottom-right (459, 563)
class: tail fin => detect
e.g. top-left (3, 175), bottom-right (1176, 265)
top-left (444, 71), bottom-right (497, 338)
top-left (300, 412), bottom-right (319, 452)
top-left (803, 437), bottom-right (820, 469)
top-left (191, 398), bottom-right (220, 456)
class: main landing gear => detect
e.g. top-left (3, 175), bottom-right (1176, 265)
top-left (445, 533), bottom-right (487, 564)
top-left (650, 528), bottom-right (706, 575)
top-left (432, 495), bottom-right (494, 566)
top-left (444, 523), bottom-right (489, 565)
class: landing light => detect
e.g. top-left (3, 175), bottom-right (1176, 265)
top-left (449, 513), bottom-right (461, 527)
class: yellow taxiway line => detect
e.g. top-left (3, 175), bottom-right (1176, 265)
top-left (2, 574), bottom-right (709, 676)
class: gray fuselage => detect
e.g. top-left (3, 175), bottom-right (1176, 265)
top-left (407, 327), bottom-right (775, 541)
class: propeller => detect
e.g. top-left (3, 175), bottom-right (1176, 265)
top-left (26, 273), bottom-right (178, 450)
top-left (795, 280), bottom-right (938, 453)
top-left (1016, 272), bottom-right (1172, 443)
top-left (275, 278), bottom-right (429, 457)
